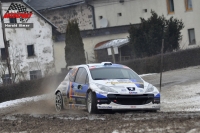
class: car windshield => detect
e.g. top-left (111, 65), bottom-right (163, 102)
top-left (90, 67), bottom-right (142, 81)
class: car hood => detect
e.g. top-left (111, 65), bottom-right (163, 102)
top-left (92, 79), bottom-right (149, 94)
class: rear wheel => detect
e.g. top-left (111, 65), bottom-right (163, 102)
top-left (55, 92), bottom-right (63, 112)
top-left (87, 91), bottom-right (98, 114)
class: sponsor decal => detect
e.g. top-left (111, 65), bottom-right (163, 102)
top-left (123, 66), bottom-right (130, 69)
top-left (98, 106), bottom-right (112, 109)
top-left (106, 81), bottom-right (134, 85)
top-left (3, 3), bottom-right (33, 28)
top-left (130, 79), bottom-right (144, 88)
top-left (89, 66), bottom-right (96, 69)
top-left (129, 92), bottom-right (137, 94)
top-left (127, 87), bottom-right (135, 91)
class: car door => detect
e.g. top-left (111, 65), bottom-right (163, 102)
top-left (72, 67), bottom-right (89, 105)
top-left (67, 67), bottom-right (78, 105)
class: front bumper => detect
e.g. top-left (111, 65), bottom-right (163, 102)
top-left (96, 93), bottom-right (160, 110)
top-left (97, 102), bottom-right (160, 110)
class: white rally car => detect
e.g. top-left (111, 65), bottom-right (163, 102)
top-left (55, 62), bottom-right (160, 113)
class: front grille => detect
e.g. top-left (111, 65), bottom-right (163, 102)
top-left (107, 94), bottom-right (154, 105)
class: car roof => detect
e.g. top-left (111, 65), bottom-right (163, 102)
top-left (67, 62), bottom-right (128, 70)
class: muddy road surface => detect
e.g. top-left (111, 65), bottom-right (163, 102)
top-left (1, 111), bottom-right (200, 133)
top-left (0, 66), bottom-right (200, 133)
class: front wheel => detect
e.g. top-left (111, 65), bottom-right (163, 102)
top-left (87, 91), bottom-right (98, 114)
top-left (55, 92), bottom-right (63, 112)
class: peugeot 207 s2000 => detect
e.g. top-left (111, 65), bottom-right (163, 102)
top-left (55, 62), bottom-right (160, 113)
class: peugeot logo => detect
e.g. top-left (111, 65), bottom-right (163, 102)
top-left (127, 87), bottom-right (135, 91)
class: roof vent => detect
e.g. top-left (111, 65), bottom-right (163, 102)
top-left (101, 62), bottom-right (112, 65)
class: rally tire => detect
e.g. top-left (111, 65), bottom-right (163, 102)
top-left (87, 91), bottom-right (98, 114)
top-left (55, 92), bottom-right (63, 112)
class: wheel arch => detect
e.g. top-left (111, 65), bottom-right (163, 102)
top-left (55, 90), bottom-right (61, 95)
top-left (86, 88), bottom-right (96, 97)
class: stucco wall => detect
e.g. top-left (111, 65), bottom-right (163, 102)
top-left (40, 4), bottom-right (94, 33)
top-left (53, 41), bottom-right (66, 72)
top-left (0, 2), bottom-right (54, 80)
top-left (92, 0), bottom-right (200, 48)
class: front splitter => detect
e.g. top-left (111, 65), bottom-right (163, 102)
top-left (97, 102), bottom-right (160, 110)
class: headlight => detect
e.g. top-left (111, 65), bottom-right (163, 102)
top-left (95, 83), bottom-right (118, 93)
top-left (145, 84), bottom-right (154, 93)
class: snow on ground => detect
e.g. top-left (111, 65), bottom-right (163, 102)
top-left (0, 94), bottom-right (51, 109)
top-left (161, 81), bottom-right (200, 112)
top-left (139, 73), bottom-right (157, 77)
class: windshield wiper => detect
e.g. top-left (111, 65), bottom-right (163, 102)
top-left (93, 78), bottom-right (107, 80)
top-left (114, 78), bottom-right (128, 79)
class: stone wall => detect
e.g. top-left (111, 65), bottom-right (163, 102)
top-left (41, 4), bottom-right (94, 33)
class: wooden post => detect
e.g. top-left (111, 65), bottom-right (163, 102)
top-left (111, 46), bottom-right (116, 63)
top-left (119, 48), bottom-right (121, 63)
top-left (85, 51), bottom-right (89, 64)
top-left (0, 1), bottom-right (12, 83)
top-left (160, 39), bottom-right (164, 92)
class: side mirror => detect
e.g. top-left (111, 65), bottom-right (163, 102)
top-left (78, 85), bottom-right (82, 90)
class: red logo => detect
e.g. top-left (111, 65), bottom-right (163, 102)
top-left (3, 3), bottom-right (33, 22)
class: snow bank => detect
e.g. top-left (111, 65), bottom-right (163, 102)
top-left (0, 94), bottom-right (50, 109)
top-left (139, 73), bottom-right (157, 77)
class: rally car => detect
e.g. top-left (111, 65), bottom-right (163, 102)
top-left (55, 62), bottom-right (160, 113)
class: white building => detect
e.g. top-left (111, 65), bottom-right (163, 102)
top-left (0, 0), bottom-right (57, 83)
top-left (91, 0), bottom-right (199, 49)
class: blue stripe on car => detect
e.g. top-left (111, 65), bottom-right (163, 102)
top-left (96, 93), bottom-right (107, 98)
top-left (155, 93), bottom-right (160, 98)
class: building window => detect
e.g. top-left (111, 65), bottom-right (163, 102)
top-left (118, 13), bottom-right (122, 16)
top-left (188, 29), bottom-right (196, 45)
top-left (167, 0), bottom-right (175, 14)
top-left (99, 16), bottom-right (103, 19)
top-left (185, 0), bottom-right (192, 11)
top-left (30, 70), bottom-right (42, 80)
top-left (27, 45), bottom-right (35, 57)
top-left (9, 18), bottom-right (17, 23)
top-left (0, 48), bottom-right (7, 60)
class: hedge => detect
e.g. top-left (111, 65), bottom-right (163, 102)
top-left (0, 72), bottom-right (68, 103)
top-left (121, 47), bottom-right (200, 74)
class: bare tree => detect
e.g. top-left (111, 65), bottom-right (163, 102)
top-left (0, 61), bottom-right (7, 85)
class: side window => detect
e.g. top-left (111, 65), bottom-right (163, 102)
top-left (69, 68), bottom-right (78, 82)
top-left (75, 67), bottom-right (88, 84)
